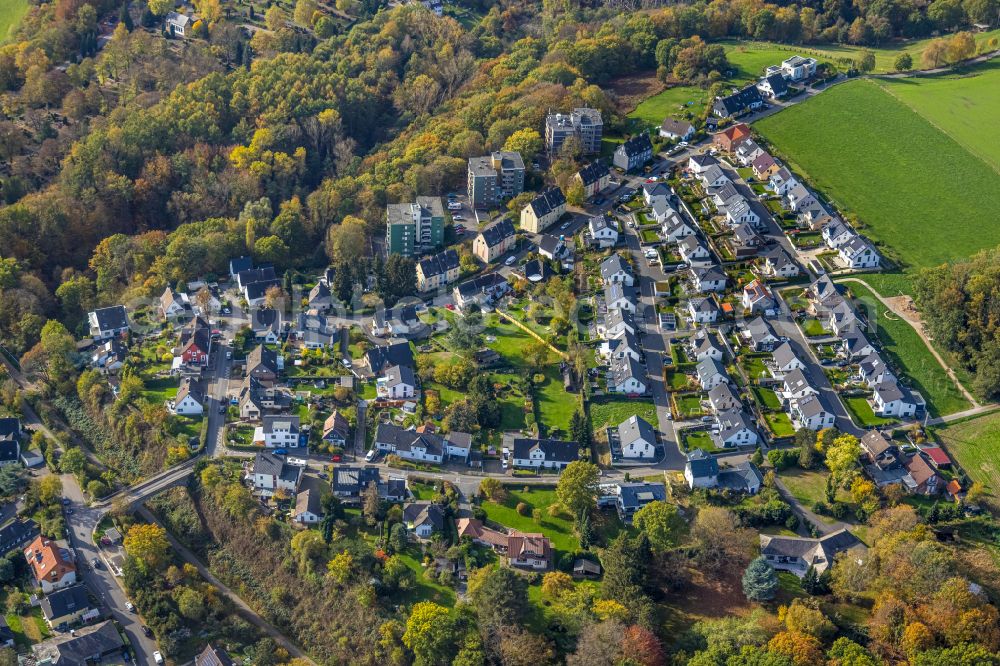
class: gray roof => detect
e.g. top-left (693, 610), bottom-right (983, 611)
top-left (527, 187), bottom-right (566, 218)
top-left (262, 414), bottom-right (300, 435)
top-left (874, 380), bottom-right (909, 404)
top-left (660, 117), bottom-right (694, 136)
top-left (537, 234), bottom-right (564, 255)
top-left (511, 438), bottom-right (578, 463)
top-left (715, 409), bottom-right (756, 441)
top-left (745, 316), bottom-right (778, 345)
top-left (618, 415), bottom-right (656, 447)
top-left (383, 364), bottom-right (416, 388)
top-left (253, 452), bottom-right (301, 485)
top-left (689, 296), bottom-right (718, 314)
top-left (718, 462), bottom-right (764, 492)
top-left (39, 584), bottom-right (91, 622)
top-left (247, 344), bottom-right (279, 375)
top-left (91, 305), bottom-right (128, 331)
top-left (618, 482), bottom-right (666, 509)
top-left (689, 154), bottom-right (719, 169)
top-left (600, 254), bottom-right (631, 281)
top-left (610, 354), bottom-right (646, 388)
top-left (701, 164), bottom-right (728, 184)
top-left (376, 423), bottom-right (443, 457)
top-left (708, 382), bottom-right (740, 411)
top-left (418, 249), bottom-right (460, 279)
top-left (366, 341), bottom-right (414, 373)
top-left (295, 487), bottom-right (323, 518)
top-left (686, 448), bottom-right (719, 478)
top-left (589, 212), bottom-right (617, 234)
top-left (692, 331), bottom-right (723, 357)
top-left (31, 620), bottom-right (124, 665)
top-left (642, 182), bottom-right (670, 199)
top-left (696, 357), bottom-right (726, 382)
top-left (403, 502), bottom-right (446, 531)
top-left (479, 218), bottom-right (516, 247)
top-left (445, 431), bottom-right (473, 451)
top-left (691, 265), bottom-right (727, 284)
top-left (783, 368), bottom-right (812, 394)
top-left (577, 161), bottom-right (609, 186)
top-left (196, 644), bottom-right (236, 666)
top-left (795, 394), bottom-right (828, 418)
top-left (772, 341), bottom-right (800, 369)
top-left (679, 235), bottom-right (706, 255)
top-left (605, 281), bottom-right (636, 306)
top-left (333, 466), bottom-right (380, 494)
top-left (761, 245), bottom-right (796, 271)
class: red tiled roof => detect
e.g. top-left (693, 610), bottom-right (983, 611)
top-left (946, 479), bottom-right (962, 496)
top-left (922, 447), bottom-right (951, 466)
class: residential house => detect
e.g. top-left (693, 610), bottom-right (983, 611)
top-left (608, 355), bottom-right (647, 395)
top-left (467, 152), bottom-right (525, 209)
top-left (742, 316), bottom-right (780, 351)
top-left (229, 256), bottom-right (253, 279)
top-left (170, 377), bottom-right (204, 416)
top-left (616, 482), bottom-right (667, 522)
top-left (473, 218), bottom-right (517, 263)
top-left (698, 164), bottom-right (731, 189)
top-left (760, 529), bottom-right (864, 577)
top-left (375, 423), bottom-right (445, 464)
top-left (307, 281), bottom-right (333, 313)
top-left (601, 307), bottom-right (637, 340)
top-left (709, 182), bottom-right (740, 208)
top-left (659, 117), bottom-right (695, 141)
top-left (365, 341), bottom-right (415, 376)
top-left (0, 519), bottom-right (39, 555)
top-left (757, 72), bottom-right (789, 98)
top-left (404, 503), bottom-right (446, 539)
top-left (453, 272), bottom-right (511, 312)
top-left (292, 487), bottom-right (323, 525)
top-left (332, 466), bottom-right (382, 499)
top-left (386, 197), bottom-right (445, 257)
top-left (684, 449), bottom-right (719, 489)
top-left (687, 153), bottom-right (720, 175)
top-left (196, 644), bottom-right (235, 666)
top-left (651, 198), bottom-right (682, 226)
top-left (871, 380), bottom-right (918, 418)
top-left (696, 357), bottom-right (728, 390)
top-left (239, 375), bottom-right (290, 419)
top-left (921, 446), bottom-right (952, 469)
top-left (735, 139), bottom-right (764, 166)
top-left (91, 338), bottom-right (127, 374)
top-left (165, 11), bottom-right (190, 37)
top-left (445, 431), bottom-right (473, 462)
top-left (742, 279), bottom-right (775, 314)
top-left (30, 621), bottom-right (124, 665)
top-left (841, 331), bottom-right (876, 360)
top-left (40, 585), bottom-right (97, 629)
top-left (520, 188), bottom-right (567, 234)
top-left (24, 536), bottom-right (77, 593)
top-left (713, 409), bottom-right (759, 448)
top-left (599, 330), bottom-right (642, 362)
top-left (723, 195), bottom-right (761, 229)
top-left (791, 394), bottom-right (836, 431)
top-left (752, 152), bottom-right (779, 180)
top-left (159, 287), bottom-right (192, 320)
top-left (708, 382), bottom-right (741, 413)
top-left (679, 236), bottom-right (712, 266)
top-left (712, 124), bottom-right (751, 153)
top-left (246, 344), bottom-right (280, 385)
top-left (416, 249), bottom-right (461, 293)
top-left (661, 212), bottom-right (698, 242)
top-left (857, 353), bottom-right (894, 388)
top-left (838, 237), bottom-right (881, 269)
top-left (251, 452), bottom-right (302, 496)
top-left (642, 182), bottom-right (671, 206)
top-left (760, 245), bottom-right (800, 279)
top-left (517, 258), bottom-right (556, 283)
top-left (771, 342), bottom-right (805, 375)
top-left (601, 253), bottom-right (635, 287)
top-left (237, 266), bottom-right (280, 306)
top-left (377, 364), bottom-right (417, 400)
top-left (689, 265), bottom-right (728, 293)
top-left (322, 411), bottom-right (351, 447)
top-left (87, 305), bottom-right (129, 340)
top-left (767, 167), bottom-right (799, 195)
top-left (574, 161), bottom-right (611, 199)
top-left (588, 213), bottom-right (619, 248)
top-left (175, 315), bottom-right (212, 368)
top-left (782, 368), bottom-right (817, 401)
top-left (254, 415), bottom-right (301, 449)
top-left (617, 416), bottom-right (657, 459)
top-left (545, 108), bottom-right (603, 155)
top-left (688, 296), bottom-right (719, 324)
top-left (713, 84), bottom-right (765, 118)
top-left (511, 438), bottom-right (578, 470)
top-left (780, 55), bottom-right (817, 81)
top-left (784, 183), bottom-right (818, 212)
top-left (537, 234), bottom-right (567, 261)
top-left (718, 462), bottom-right (765, 494)
top-left (690, 330), bottom-right (725, 361)
top-left (604, 282), bottom-right (637, 313)
top-left (613, 133), bottom-right (653, 172)
top-left (905, 452), bottom-right (942, 495)
top-left (822, 219), bottom-right (855, 249)
top-left (250, 308), bottom-right (282, 344)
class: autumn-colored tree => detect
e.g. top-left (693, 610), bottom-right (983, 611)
top-left (591, 598), bottom-right (630, 623)
top-left (478, 477), bottom-right (507, 503)
top-left (767, 630), bottom-right (823, 666)
top-left (541, 571), bottom-right (574, 599)
top-left (327, 550), bottom-right (354, 584)
top-left (565, 180), bottom-right (587, 206)
top-left (148, 0), bottom-right (174, 16)
top-left (781, 599), bottom-right (836, 641)
top-left (902, 621), bottom-right (935, 656)
top-left (556, 460), bottom-right (600, 517)
top-left (123, 523), bottom-right (170, 570)
top-left (620, 625), bottom-right (665, 666)
top-left (922, 38), bottom-right (949, 67)
top-left (825, 434), bottom-right (861, 487)
top-left (947, 31), bottom-right (976, 63)
top-left (503, 128), bottom-right (542, 162)
top-left (402, 602), bottom-right (459, 665)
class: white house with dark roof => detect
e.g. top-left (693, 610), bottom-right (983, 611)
top-left (735, 140), bottom-right (764, 166)
top-left (377, 364), bottom-right (416, 400)
top-left (742, 317), bottom-right (780, 351)
top-left (784, 183), bottom-right (819, 213)
top-left (770, 342), bottom-right (805, 376)
top-left (88, 306), bottom-right (129, 340)
top-left (404, 502), bottom-right (446, 539)
top-left (600, 307), bottom-right (637, 339)
top-left (857, 353), bottom-right (894, 388)
top-left (444, 431), bottom-right (473, 462)
top-left (690, 331), bottom-right (724, 361)
top-left (659, 117), bottom-right (695, 141)
top-left (600, 254), bottom-right (634, 286)
top-left (698, 164), bottom-right (731, 189)
top-left (684, 449), bottom-right (719, 489)
top-left (254, 414), bottom-right (301, 449)
top-left (841, 330), bottom-right (876, 360)
top-left (251, 452), bottom-right (302, 496)
top-left (605, 282), bottom-right (637, 313)
top-left (679, 236), bottom-right (712, 266)
top-left (661, 212), bottom-right (697, 242)
top-left (511, 438), bottom-right (578, 470)
top-left (822, 219), bottom-right (854, 249)
top-left (689, 265), bottom-right (727, 293)
top-left (613, 133), bottom-right (653, 172)
top-left (713, 409), bottom-right (758, 448)
top-left (375, 423), bottom-right (444, 464)
top-left (688, 296), bottom-right (719, 324)
top-left (757, 72), bottom-right (789, 98)
top-left (708, 382), bottom-right (741, 413)
top-left (871, 380), bottom-right (918, 418)
top-left (642, 182), bottom-right (671, 206)
top-left (781, 368), bottom-right (817, 401)
top-left (588, 213), bottom-right (619, 248)
top-left (322, 411), bottom-right (351, 446)
top-left (599, 330), bottom-right (642, 362)
top-left (760, 529), bottom-right (864, 578)
top-left (696, 357), bottom-right (728, 390)
top-left (688, 154), bottom-right (719, 175)
top-left (767, 167), bottom-right (799, 195)
top-left (520, 188), bottom-right (567, 233)
top-left (617, 415), bottom-right (657, 459)
top-left (838, 236), bottom-right (881, 269)
top-left (170, 377), bottom-right (204, 416)
top-left (790, 394), bottom-right (836, 431)
top-left (608, 355), bottom-right (647, 395)
top-left (760, 245), bottom-right (800, 279)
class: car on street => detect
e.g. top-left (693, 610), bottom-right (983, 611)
top-left (330, 454), bottom-right (342, 462)
top-left (447, 202), bottom-right (462, 211)
top-left (365, 449), bottom-right (377, 462)
top-left (273, 449), bottom-right (288, 456)
top-left (225, 351), bottom-right (232, 360)
top-left (62, 498), bottom-right (70, 505)
top-left (222, 307), bottom-right (231, 314)
top-left (154, 651), bottom-right (164, 665)
top-left (452, 215), bottom-right (465, 221)
top-left (218, 405), bottom-right (226, 414)
top-left (142, 626), bottom-right (153, 638)
top-left (341, 358), bottom-right (352, 368)
top-left (560, 222), bottom-right (570, 230)
top-left (125, 601), bottom-right (134, 612)
top-left (91, 558), bottom-right (101, 568)
top-left (504, 255), bottom-right (517, 266)
top-left (593, 197), bottom-right (605, 205)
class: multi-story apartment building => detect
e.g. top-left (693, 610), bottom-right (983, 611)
top-left (467, 152), bottom-right (525, 209)
top-left (544, 108), bottom-right (603, 155)
top-left (385, 197), bottom-right (445, 257)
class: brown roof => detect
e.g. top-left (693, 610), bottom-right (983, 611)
top-left (860, 430), bottom-right (892, 458)
top-left (508, 533), bottom-right (551, 560)
top-left (24, 536), bottom-right (76, 585)
top-left (905, 452), bottom-right (939, 487)
top-left (455, 518), bottom-right (508, 548)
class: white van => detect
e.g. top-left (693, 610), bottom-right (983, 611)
top-left (365, 449), bottom-right (377, 463)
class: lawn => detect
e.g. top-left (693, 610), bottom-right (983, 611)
top-left (843, 395), bottom-right (897, 428)
top-left (751, 386), bottom-right (782, 411)
top-left (627, 84), bottom-right (710, 129)
top-left (843, 281), bottom-right (971, 417)
top-left (536, 367), bottom-right (577, 436)
top-left (674, 393), bottom-right (706, 419)
top-left (396, 547), bottom-right (457, 607)
top-left (756, 78), bottom-right (1000, 268)
top-left (778, 468), bottom-right (830, 510)
top-left (681, 429), bottom-right (721, 454)
top-left (589, 396), bottom-right (658, 431)
top-left (0, 0), bottom-right (29, 44)
top-left (764, 412), bottom-right (795, 437)
top-left (740, 354), bottom-right (770, 379)
top-left (640, 229), bottom-right (661, 243)
top-left (876, 61), bottom-right (1000, 173)
top-left (142, 377), bottom-right (178, 405)
top-left (800, 319), bottom-right (832, 337)
top-left (935, 411), bottom-right (1000, 500)
top-left (481, 487), bottom-right (578, 554)
top-left (485, 316), bottom-right (541, 369)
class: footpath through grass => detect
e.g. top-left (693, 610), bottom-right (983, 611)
top-left (843, 281), bottom-right (970, 417)
top-left (756, 78), bottom-right (1000, 268)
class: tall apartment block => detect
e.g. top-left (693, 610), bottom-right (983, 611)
top-left (545, 108), bottom-right (603, 156)
top-left (467, 151), bottom-right (525, 210)
top-left (385, 197), bottom-right (445, 257)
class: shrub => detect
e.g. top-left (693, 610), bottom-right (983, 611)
top-left (767, 448), bottom-right (798, 470)
top-left (813, 501), bottom-right (829, 515)
top-left (516, 502), bottom-right (530, 516)
top-left (829, 502), bottom-right (849, 519)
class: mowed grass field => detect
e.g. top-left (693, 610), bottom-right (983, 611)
top-left (756, 78), bottom-right (1000, 268)
top-left (876, 60), bottom-right (1000, 172)
top-left (0, 0), bottom-right (29, 43)
top-left (936, 411), bottom-right (1000, 500)
top-left (841, 280), bottom-right (971, 417)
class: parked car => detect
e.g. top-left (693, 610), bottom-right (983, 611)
top-left (273, 449), bottom-right (288, 456)
top-left (365, 449), bottom-right (377, 462)
top-left (341, 358), bottom-right (352, 368)
top-left (125, 601), bottom-right (134, 612)
top-left (91, 558), bottom-right (101, 568)
top-left (330, 454), bottom-right (342, 462)
top-left (504, 255), bottom-right (517, 266)
top-left (153, 652), bottom-right (164, 665)
top-left (141, 626), bottom-right (153, 638)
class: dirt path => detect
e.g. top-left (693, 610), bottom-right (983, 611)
top-left (839, 277), bottom-right (980, 408)
top-left (495, 309), bottom-right (565, 358)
